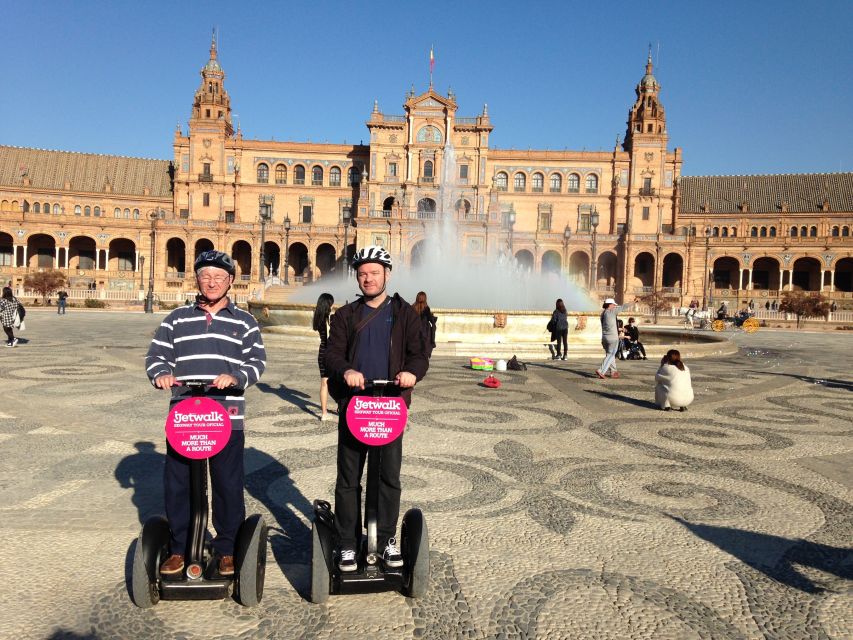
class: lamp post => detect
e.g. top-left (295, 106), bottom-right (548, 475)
top-left (144, 209), bottom-right (160, 313)
top-left (703, 225), bottom-right (711, 311)
top-left (590, 208), bottom-right (600, 292)
top-left (139, 255), bottom-right (145, 290)
top-left (283, 215), bottom-right (291, 284)
top-left (258, 194), bottom-right (273, 284)
top-left (342, 207), bottom-right (351, 278)
top-left (563, 226), bottom-right (572, 279)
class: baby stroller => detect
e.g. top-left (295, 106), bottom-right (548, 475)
top-left (624, 340), bottom-right (644, 360)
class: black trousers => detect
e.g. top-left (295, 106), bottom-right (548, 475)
top-left (3, 326), bottom-right (13, 343)
top-left (165, 430), bottom-right (245, 557)
top-left (334, 408), bottom-right (403, 550)
top-left (550, 329), bottom-right (568, 357)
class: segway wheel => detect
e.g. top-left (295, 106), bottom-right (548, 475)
top-left (131, 515), bottom-right (170, 608)
top-left (235, 514), bottom-right (268, 607)
top-left (310, 521), bottom-right (330, 604)
top-left (401, 508), bottom-right (430, 598)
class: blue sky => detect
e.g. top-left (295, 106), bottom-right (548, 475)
top-left (2, 0), bottom-right (851, 176)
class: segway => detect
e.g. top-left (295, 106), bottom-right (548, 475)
top-left (131, 381), bottom-right (268, 607)
top-left (310, 379), bottom-right (430, 603)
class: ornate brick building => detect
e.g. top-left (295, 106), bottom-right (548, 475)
top-left (1, 39), bottom-right (851, 307)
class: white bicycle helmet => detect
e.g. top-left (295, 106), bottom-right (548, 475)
top-left (351, 245), bottom-right (393, 271)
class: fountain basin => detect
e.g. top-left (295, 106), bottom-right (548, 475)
top-left (248, 302), bottom-right (735, 360)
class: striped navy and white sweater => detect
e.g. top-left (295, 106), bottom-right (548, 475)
top-left (145, 301), bottom-right (266, 429)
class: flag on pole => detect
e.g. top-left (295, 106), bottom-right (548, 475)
top-left (430, 45), bottom-right (435, 75)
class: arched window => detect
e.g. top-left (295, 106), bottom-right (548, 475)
top-left (133, 208), bottom-right (140, 219)
top-left (330, 166), bottom-right (341, 186)
top-left (832, 226), bottom-right (840, 237)
top-left (84, 206), bottom-right (91, 217)
top-left (843, 226), bottom-right (850, 237)
top-left (34, 202), bottom-right (40, 213)
top-left (712, 227), bottom-right (720, 237)
top-left (532, 173), bottom-right (544, 192)
top-left (759, 227), bottom-right (767, 237)
top-left (275, 164), bottom-right (287, 184)
top-left (567, 173), bottom-right (580, 192)
top-left (809, 226), bottom-right (817, 237)
top-left (549, 173), bottom-right (562, 192)
top-left (294, 165), bottom-right (305, 185)
top-left (124, 208), bottom-right (130, 219)
top-left (115, 207), bottom-right (121, 218)
top-left (800, 226), bottom-right (807, 236)
top-left (423, 160), bottom-right (434, 179)
top-left (769, 226), bottom-right (776, 237)
top-left (74, 205), bottom-right (82, 215)
top-left (53, 204), bottom-right (60, 215)
top-left (750, 227), bottom-right (758, 237)
top-left (43, 202), bottom-right (50, 213)
top-left (585, 174), bottom-right (598, 193)
top-left (790, 226), bottom-right (798, 237)
top-left (312, 166), bottom-right (324, 186)
top-left (513, 172), bottom-right (526, 191)
top-left (722, 227), bottom-right (729, 237)
top-left (731, 227), bottom-right (737, 237)
top-left (349, 166), bottom-right (360, 185)
top-left (495, 172), bottom-right (508, 191)
top-left (257, 163), bottom-right (269, 184)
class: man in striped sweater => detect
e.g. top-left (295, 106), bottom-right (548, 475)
top-left (145, 250), bottom-right (266, 578)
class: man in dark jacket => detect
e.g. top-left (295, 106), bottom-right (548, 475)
top-left (323, 245), bottom-right (429, 573)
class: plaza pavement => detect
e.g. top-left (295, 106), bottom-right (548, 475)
top-left (0, 310), bottom-right (850, 640)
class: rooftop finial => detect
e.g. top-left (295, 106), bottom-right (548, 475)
top-left (646, 43), bottom-right (653, 73)
top-left (373, 99), bottom-right (379, 113)
top-left (210, 28), bottom-right (218, 60)
top-left (483, 103), bottom-right (489, 116)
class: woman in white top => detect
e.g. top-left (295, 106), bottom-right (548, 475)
top-left (655, 349), bottom-right (694, 411)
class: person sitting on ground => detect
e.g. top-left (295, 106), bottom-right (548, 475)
top-left (625, 317), bottom-right (647, 359)
top-left (655, 349), bottom-right (694, 412)
top-left (616, 318), bottom-right (627, 360)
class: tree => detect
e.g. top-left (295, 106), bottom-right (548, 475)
top-left (638, 291), bottom-right (674, 324)
top-left (23, 270), bottom-right (67, 304)
top-left (778, 291), bottom-right (830, 328)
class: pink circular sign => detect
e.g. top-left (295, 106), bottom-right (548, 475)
top-left (346, 395), bottom-right (408, 445)
top-left (165, 397), bottom-right (232, 459)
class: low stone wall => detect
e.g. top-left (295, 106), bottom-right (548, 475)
top-left (249, 301), bottom-right (735, 360)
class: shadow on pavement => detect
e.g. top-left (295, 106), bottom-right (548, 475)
top-left (743, 370), bottom-right (853, 391)
top-left (46, 631), bottom-right (100, 640)
top-left (586, 389), bottom-right (660, 410)
top-left (114, 441), bottom-right (165, 524)
top-left (256, 382), bottom-right (320, 415)
top-left (670, 516), bottom-right (853, 593)
top-left (244, 447), bottom-right (314, 599)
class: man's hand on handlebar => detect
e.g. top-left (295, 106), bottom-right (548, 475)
top-left (395, 371), bottom-right (416, 388)
top-left (343, 369), bottom-right (365, 390)
top-left (211, 374), bottom-right (239, 390)
top-left (154, 374), bottom-right (180, 389)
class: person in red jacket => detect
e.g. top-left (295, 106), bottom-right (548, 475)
top-left (323, 245), bottom-right (429, 573)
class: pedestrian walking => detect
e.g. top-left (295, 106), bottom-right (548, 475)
top-left (1, 286), bottom-right (22, 347)
top-left (596, 298), bottom-right (621, 379)
top-left (57, 289), bottom-right (68, 314)
top-left (313, 292), bottom-right (335, 421)
top-left (548, 298), bottom-right (568, 360)
top-left (413, 291), bottom-right (438, 359)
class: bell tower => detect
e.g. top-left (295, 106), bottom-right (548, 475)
top-left (624, 50), bottom-right (667, 151)
top-left (189, 31), bottom-right (233, 137)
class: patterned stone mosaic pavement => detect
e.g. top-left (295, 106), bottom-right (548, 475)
top-left (0, 310), bottom-right (850, 640)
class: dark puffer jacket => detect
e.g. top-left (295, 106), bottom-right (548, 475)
top-left (324, 293), bottom-right (429, 407)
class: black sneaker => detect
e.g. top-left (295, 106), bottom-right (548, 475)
top-left (338, 548), bottom-right (357, 572)
top-left (382, 538), bottom-right (404, 568)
